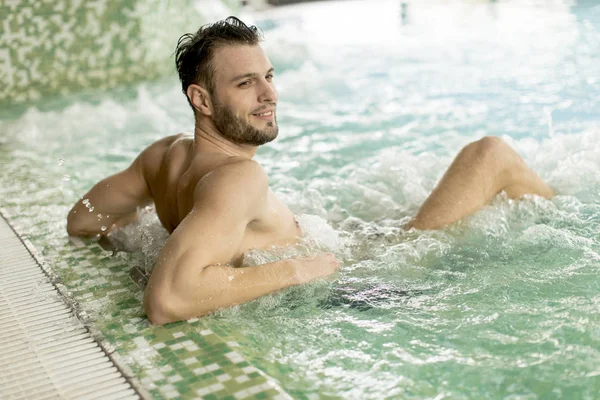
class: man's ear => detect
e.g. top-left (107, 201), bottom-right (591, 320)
top-left (187, 84), bottom-right (212, 116)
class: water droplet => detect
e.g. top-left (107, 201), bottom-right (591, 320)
top-left (88, 207), bottom-right (94, 212)
top-left (82, 199), bottom-right (89, 205)
top-left (228, 276), bottom-right (234, 281)
top-left (101, 226), bottom-right (107, 232)
top-left (97, 213), bottom-right (103, 219)
top-left (62, 174), bottom-right (71, 181)
top-left (58, 158), bottom-right (65, 166)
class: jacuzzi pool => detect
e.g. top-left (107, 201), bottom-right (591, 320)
top-left (1, 0), bottom-right (599, 398)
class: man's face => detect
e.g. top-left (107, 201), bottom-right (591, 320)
top-left (209, 45), bottom-right (278, 146)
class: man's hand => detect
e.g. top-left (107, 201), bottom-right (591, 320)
top-left (293, 253), bottom-right (340, 284)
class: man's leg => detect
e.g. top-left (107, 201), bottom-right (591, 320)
top-left (406, 136), bottom-right (554, 230)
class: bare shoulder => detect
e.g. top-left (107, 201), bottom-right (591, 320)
top-left (212, 158), bottom-right (267, 183)
top-left (140, 134), bottom-right (188, 163)
top-left (138, 133), bottom-right (190, 174)
top-left (193, 159), bottom-right (268, 208)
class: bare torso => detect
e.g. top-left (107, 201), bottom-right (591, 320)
top-left (144, 134), bottom-right (301, 265)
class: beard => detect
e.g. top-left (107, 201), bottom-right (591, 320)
top-left (212, 99), bottom-right (278, 146)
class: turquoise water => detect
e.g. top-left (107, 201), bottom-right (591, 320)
top-left (1, 0), bottom-right (600, 398)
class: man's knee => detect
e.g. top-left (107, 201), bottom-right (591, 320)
top-left (477, 135), bottom-right (505, 149)
top-left (457, 136), bottom-right (525, 180)
top-left (473, 135), bottom-right (508, 155)
top-left (459, 136), bottom-right (503, 161)
top-left (464, 136), bottom-right (518, 164)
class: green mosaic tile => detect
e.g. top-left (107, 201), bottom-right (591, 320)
top-left (0, 0), bottom-right (241, 106)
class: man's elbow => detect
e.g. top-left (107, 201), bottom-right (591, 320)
top-left (67, 206), bottom-right (103, 237)
top-left (145, 295), bottom-right (175, 325)
top-left (144, 288), bottom-right (192, 326)
top-left (66, 206), bottom-right (89, 237)
top-left (66, 212), bottom-right (83, 236)
top-left (146, 308), bottom-right (176, 326)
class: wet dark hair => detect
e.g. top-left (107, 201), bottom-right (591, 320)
top-left (175, 16), bottom-right (263, 111)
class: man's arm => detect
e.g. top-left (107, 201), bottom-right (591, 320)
top-left (66, 138), bottom-right (169, 236)
top-left (144, 160), bottom-right (339, 325)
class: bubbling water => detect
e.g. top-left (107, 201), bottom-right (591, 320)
top-left (107, 208), bottom-right (169, 276)
top-left (107, 208), bottom-right (348, 276)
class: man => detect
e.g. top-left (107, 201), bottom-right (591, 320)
top-left (67, 17), bottom-right (554, 325)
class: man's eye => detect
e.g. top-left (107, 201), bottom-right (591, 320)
top-left (238, 81), bottom-right (251, 87)
top-left (266, 74), bottom-right (274, 80)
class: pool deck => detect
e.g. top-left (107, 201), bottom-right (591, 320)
top-left (0, 213), bottom-right (143, 399)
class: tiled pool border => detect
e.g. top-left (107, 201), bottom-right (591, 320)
top-left (0, 209), bottom-right (150, 399)
top-left (0, 203), bottom-right (292, 400)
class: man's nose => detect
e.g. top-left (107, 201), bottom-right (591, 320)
top-left (258, 80), bottom-right (278, 103)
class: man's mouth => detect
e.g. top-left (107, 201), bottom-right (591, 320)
top-left (252, 110), bottom-right (274, 119)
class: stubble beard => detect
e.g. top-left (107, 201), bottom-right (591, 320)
top-left (212, 99), bottom-right (278, 146)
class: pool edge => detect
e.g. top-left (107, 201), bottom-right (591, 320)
top-left (0, 205), bottom-right (293, 400)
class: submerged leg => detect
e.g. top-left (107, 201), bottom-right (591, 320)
top-left (406, 136), bottom-right (554, 230)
